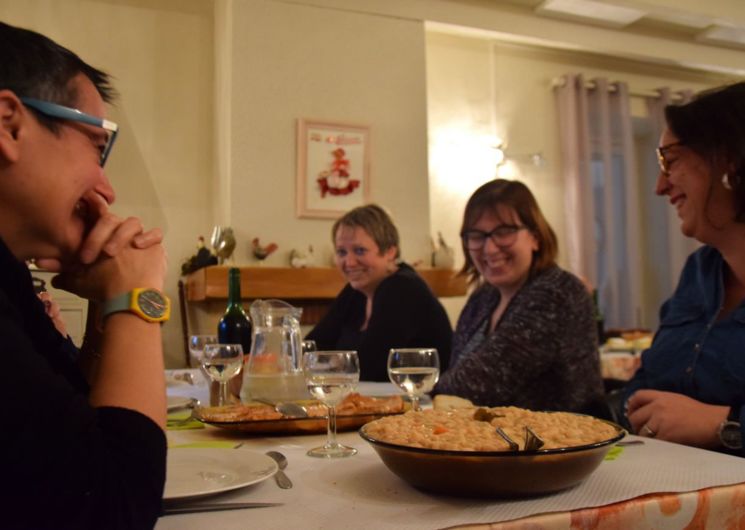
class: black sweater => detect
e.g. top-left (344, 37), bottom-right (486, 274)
top-left (307, 263), bottom-right (453, 381)
top-left (0, 239), bottom-right (166, 530)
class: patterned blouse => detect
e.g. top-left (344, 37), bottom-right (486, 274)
top-left (435, 265), bottom-right (604, 412)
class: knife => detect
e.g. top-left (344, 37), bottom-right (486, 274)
top-left (161, 502), bottom-right (282, 516)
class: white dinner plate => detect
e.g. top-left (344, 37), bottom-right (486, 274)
top-left (167, 396), bottom-right (196, 412)
top-left (164, 448), bottom-right (278, 501)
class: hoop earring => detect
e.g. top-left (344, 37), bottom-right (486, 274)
top-left (722, 173), bottom-right (733, 190)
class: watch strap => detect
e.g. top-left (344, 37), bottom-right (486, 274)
top-left (101, 292), bottom-right (131, 317)
top-left (101, 288), bottom-right (170, 323)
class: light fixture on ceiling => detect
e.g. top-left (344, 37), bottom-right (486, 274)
top-left (535, 0), bottom-right (646, 29)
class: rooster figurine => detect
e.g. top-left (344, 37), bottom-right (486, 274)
top-left (252, 237), bottom-right (278, 263)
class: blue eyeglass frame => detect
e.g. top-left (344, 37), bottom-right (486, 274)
top-left (20, 97), bottom-right (119, 167)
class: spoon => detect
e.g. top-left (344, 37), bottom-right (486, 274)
top-left (254, 398), bottom-right (309, 418)
top-left (266, 451), bottom-right (293, 489)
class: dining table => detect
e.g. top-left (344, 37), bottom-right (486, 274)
top-left (161, 370), bottom-right (745, 530)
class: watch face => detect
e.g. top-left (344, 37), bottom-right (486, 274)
top-left (721, 422), bottom-right (743, 450)
top-left (137, 289), bottom-right (167, 318)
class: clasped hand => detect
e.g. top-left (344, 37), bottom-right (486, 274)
top-left (34, 192), bottom-right (166, 301)
top-left (626, 389), bottom-right (728, 449)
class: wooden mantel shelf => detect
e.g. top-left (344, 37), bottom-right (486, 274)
top-left (185, 266), bottom-right (467, 302)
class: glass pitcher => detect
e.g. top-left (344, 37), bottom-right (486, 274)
top-left (240, 299), bottom-right (307, 403)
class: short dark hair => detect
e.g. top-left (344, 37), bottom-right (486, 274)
top-left (332, 204), bottom-right (400, 259)
top-left (0, 21), bottom-right (115, 132)
top-left (665, 82), bottom-right (745, 221)
top-left (459, 179), bottom-right (558, 285)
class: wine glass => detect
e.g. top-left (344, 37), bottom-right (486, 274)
top-left (303, 350), bottom-right (360, 458)
top-left (301, 340), bottom-right (317, 355)
top-left (188, 334), bottom-right (218, 370)
top-left (201, 343), bottom-right (244, 406)
top-left (387, 348), bottom-right (440, 412)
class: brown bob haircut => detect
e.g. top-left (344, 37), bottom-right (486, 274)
top-left (459, 179), bottom-right (558, 285)
top-left (332, 204), bottom-right (401, 259)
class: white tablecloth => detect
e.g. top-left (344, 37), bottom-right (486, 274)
top-left (160, 372), bottom-right (745, 530)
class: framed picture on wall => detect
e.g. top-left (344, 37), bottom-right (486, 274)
top-left (296, 119), bottom-right (370, 219)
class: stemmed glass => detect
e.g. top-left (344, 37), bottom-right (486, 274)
top-left (303, 350), bottom-right (360, 458)
top-left (387, 348), bottom-right (440, 412)
top-left (188, 334), bottom-right (218, 370)
top-left (201, 343), bottom-right (244, 406)
top-left (301, 340), bottom-right (317, 356)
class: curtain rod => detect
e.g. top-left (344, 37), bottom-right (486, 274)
top-left (550, 76), bottom-right (686, 101)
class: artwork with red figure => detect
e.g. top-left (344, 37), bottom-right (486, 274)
top-left (317, 147), bottom-right (360, 197)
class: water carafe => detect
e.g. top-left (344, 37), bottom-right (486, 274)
top-left (240, 299), bottom-right (307, 403)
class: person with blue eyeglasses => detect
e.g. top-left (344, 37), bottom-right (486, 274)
top-left (0, 21), bottom-right (169, 529)
top-left (435, 179), bottom-right (604, 413)
top-left (306, 204), bottom-right (453, 381)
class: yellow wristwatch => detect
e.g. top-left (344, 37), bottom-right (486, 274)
top-left (101, 288), bottom-right (170, 323)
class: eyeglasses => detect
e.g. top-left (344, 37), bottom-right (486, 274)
top-left (20, 97), bottom-right (119, 167)
top-left (656, 141), bottom-right (684, 175)
top-left (461, 225), bottom-right (526, 250)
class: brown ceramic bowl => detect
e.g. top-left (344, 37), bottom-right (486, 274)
top-left (359, 418), bottom-right (625, 498)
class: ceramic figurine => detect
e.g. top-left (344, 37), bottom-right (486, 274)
top-left (181, 235), bottom-right (218, 275)
top-left (431, 231), bottom-right (455, 270)
top-left (252, 237), bottom-right (278, 263)
top-left (289, 245), bottom-right (314, 268)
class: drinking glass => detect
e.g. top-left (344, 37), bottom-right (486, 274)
top-left (188, 334), bottom-right (218, 370)
top-left (201, 343), bottom-right (244, 406)
top-left (387, 348), bottom-right (440, 411)
top-left (303, 350), bottom-right (360, 458)
top-left (301, 340), bottom-right (317, 355)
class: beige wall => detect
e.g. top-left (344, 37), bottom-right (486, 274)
top-left (223, 0), bottom-right (431, 268)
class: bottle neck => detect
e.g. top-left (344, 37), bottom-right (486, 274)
top-left (227, 269), bottom-right (242, 309)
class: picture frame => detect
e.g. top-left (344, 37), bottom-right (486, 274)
top-left (296, 119), bottom-right (370, 219)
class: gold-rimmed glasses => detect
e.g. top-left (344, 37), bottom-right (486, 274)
top-left (656, 141), bottom-right (684, 174)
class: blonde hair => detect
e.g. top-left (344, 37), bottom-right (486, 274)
top-left (332, 204), bottom-right (400, 258)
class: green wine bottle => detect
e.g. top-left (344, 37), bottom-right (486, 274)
top-left (217, 268), bottom-right (252, 355)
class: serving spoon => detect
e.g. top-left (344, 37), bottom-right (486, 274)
top-left (254, 398), bottom-right (309, 418)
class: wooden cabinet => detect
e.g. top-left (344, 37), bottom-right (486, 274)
top-left (184, 266), bottom-right (467, 302)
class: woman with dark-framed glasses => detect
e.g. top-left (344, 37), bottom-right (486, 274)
top-left (435, 179), bottom-right (603, 411)
top-left (624, 82), bottom-right (745, 455)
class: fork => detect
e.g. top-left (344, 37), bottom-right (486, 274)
top-left (166, 410), bottom-right (197, 427)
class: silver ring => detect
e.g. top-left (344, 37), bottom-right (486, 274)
top-left (641, 424), bottom-right (656, 437)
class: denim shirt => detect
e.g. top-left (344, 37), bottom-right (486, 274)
top-left (624, 246), bottom-right (745, 452)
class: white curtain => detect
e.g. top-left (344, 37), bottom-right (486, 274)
top-left (644, 90), bottom-right (699, 297)
top-left (554, 75), bottom-right (642, 329)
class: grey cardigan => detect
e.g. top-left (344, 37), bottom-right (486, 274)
top-left (435, 265), bottom-right (603, 412)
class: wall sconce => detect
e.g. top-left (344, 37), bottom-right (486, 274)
top-left (492, 143), bottom-right (506, 166)
top-left (495, 147), bottom-right (544, 180)
top-left (496, 149), bottom-right (545, 168)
